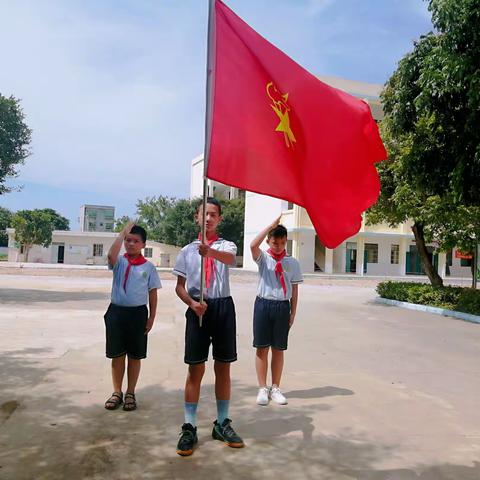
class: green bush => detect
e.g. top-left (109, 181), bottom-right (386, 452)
top-left (377, 281), bottom-right (480, 316)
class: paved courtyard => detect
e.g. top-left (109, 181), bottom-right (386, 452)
top-left (0, 270), bottom-right (479, 480)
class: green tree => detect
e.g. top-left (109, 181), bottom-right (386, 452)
top-left (38, 208), bottom-right (69, 230)
top-left (0, 94), bottom-right (32, 194)
top-left (369, 0), bottom-right (480, 286)
top-left (424, 0), bottom-right (480, 204)
top-left (131, 195), bottom-right (245, 251)
top-left (0, 206), bottom-right (13, 246)
top-left (218, 197), bottom-right (245, 255)
top-left (135, 196), bottom-right (175, 241)
top-left (368, 119), bottom-right (446, 286)
top-left (421, 197), bottom-right (480, 285)
top-left (160, 198), bottom-right (198, 247)
top-left (11, 210), bottom-right (55, 261)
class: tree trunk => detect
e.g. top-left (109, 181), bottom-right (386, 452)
top-left (472, 244), bottom-right (478, 289)
top-left (412, 222), bottom-right (444, 287)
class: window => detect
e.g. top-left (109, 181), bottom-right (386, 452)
top-left (461, 258), bottom-right (472, 267)
top-left (390, 244), bottom-right (399, 264)
top-left (286, 239), bottom-right (293, 255)
top-left (287, 202), bottom-right (294, 210)
top-left (365, 243), bottom-right (378, 263)
top-left (105, 223), bottom-right (113, 230)
top-left (144, 247), bottom-right (153, 258)
top-left (93, 244), bottom-right (103, 257)
top-left (446, 249), bottom-right (453, 266)
top-left (88, 222), bottom-right (96, 231)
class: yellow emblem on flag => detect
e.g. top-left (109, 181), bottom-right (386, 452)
top-left (266, 82), bottom-right (296, 148)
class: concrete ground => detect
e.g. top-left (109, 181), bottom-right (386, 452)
top-left (0, 271), bottom-right (479, 480)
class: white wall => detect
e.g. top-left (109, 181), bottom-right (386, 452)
top-left (190, 156), bottom-right (204, 199)
top-left (146, 242), bottom-right (181, 267)
top-left (243, 192), bottom-right (284, 270)
top-left (333, 243), bottom-right (346, 273)
top-left (20, 245), bottom-right (51, 263)
top-left (449, 254), bottom-right (473, 279)
top-left (296, 229), bottom-right (315, 273)
top-left (363, 236), bottom-right (403, 276)
top-left (54, 234), bottom-right (114, 265)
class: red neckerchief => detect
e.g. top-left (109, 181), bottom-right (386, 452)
top-left (267, 248), bottom-right (287, 297)
top-left (123, 253), bottom-right (147, 291)
top-left (198, 233), bottom-right (219, 289)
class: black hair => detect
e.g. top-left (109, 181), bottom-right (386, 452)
top-left (130, 225), bottom-right (147, 243)
top-left (267, 224), bottom-right (288, 239)
top-left (196, 196), bottom-right (222, 216)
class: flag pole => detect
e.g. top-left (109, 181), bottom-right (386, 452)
top-left (199, 0), bottom-right (216, 327)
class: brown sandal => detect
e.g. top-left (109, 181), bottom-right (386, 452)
top-left (105, 392), bottom-right (123, 410)
top-left (123, 393), bottom-right (137, 411)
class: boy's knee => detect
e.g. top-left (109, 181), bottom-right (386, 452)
top-left (127, 356), bottom-right (141, 365)
top-left (112, 355), bottom-right (126, 365)
top-left (271, 348), bottom-right (284, 356)
top-left (188, 363), bottom-right (205, 381)
top-left (256, 347), bottom-right (269, 358)
top-left (213, 360), bottom-right (231, 374)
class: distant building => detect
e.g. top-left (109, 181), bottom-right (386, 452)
top-left (190, 154), bottom-right (243, 200)
top-left (7, 229), bottom-right (181, 267)
top-left (79, 205), bottom-right (115, 232)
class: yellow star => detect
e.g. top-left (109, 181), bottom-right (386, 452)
top-left (271, 104), bottom-right (296, 148)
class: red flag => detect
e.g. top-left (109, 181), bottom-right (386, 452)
top-left (206, 0), bottom-right (387, 249)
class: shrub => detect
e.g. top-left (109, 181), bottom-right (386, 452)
top-left (376, 281), bottom-right (480, 316)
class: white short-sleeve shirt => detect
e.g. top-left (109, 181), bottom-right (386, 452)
top-left (255, 250), bottom-right (303, 300)
top-left (109, 256), bottom-right (162, 307)
top-left (173, 238), bottom-right (237, 299)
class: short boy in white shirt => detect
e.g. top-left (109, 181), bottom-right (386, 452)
top-left (250, 217), bottom-right (303, 406)
top-left (103, 223), bottom-right (161, 412)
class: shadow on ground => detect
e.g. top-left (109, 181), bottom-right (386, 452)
top-left (0, 353), bottom-right (478, 480)
top-left (285, 386), bottom-right (354, 399)
top-left (0, 289), bottom-right (108, 304)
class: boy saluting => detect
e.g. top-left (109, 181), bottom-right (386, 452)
top-left (250, 216), bottom-right (303, 406)
top-left (103, 222), bottom-right (161, 412)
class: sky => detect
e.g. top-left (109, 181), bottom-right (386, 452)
top-left (0, 0), bottom-right (433, 230)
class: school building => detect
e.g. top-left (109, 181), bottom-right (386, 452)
top-left (191, 75), bottom-right (473, 280)
top-left (6, 229), bottom-right (181, 268)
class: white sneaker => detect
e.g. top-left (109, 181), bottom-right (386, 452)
top-left (256, 387), bottom-right (270, 406)
top-left (270, 386), bottom-right (287, 405)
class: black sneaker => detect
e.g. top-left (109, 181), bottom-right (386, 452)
top-left (176, 423), bottom-right (198, 456)
top-left (212, 418), bottom-right (244, 448)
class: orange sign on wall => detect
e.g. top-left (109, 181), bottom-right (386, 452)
top-left (455, 250), bottom-right (473, 260)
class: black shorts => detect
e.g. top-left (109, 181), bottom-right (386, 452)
top-left (184, 296), bottom-right (237, 364)
top-left (253, 297), bottom-right (291, 350)
top-left (104, 303), bottom-right (148, 359)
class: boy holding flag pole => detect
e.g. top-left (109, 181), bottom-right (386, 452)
top-left (172, 197), bottom-right (244, 456)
